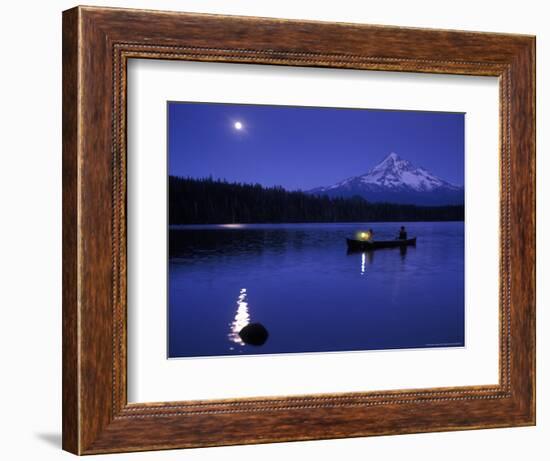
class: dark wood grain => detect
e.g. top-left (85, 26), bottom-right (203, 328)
top-left (62, 5), bottom-right (536, 455)
top-left (62, 7), bottom-right (79, 454)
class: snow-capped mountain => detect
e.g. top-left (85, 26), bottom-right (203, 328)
top-left (308, 153), bottom-right (464, 206)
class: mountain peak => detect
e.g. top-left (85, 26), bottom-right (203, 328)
top-left (307, 152), bottom-right (464, 206)
top-left (376, 152), bottom-right (403, 167)
top-left (362, 153), bottom-right (458, 191)
top-left (369, 152), bottom-right (416, 178)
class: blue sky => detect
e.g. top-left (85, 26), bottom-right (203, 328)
top-left (168, 102), bottom-right (464, 191)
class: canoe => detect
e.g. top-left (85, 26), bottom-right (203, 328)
top-left (346, 237), bottom-right (416, 251)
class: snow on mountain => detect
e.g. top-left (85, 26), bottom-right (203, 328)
top-left (308, 153), bottom-right (464, 206)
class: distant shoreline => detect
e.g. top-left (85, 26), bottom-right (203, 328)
top-left (169, 176), bottom-right (464, 225)
top-left (169, 220), bottom-right (464, 229)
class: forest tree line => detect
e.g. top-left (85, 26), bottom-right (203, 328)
top-left (169, 176), bottom-right (465, 225)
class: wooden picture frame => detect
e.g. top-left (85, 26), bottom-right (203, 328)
top-left (62, 5), bottom-right (535, 455)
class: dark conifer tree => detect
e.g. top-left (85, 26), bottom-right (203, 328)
top-left (169, 176), bottom-right (464, 225)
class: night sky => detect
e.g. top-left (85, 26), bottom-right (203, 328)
top-left (168, 102), bottom-right (464, 191)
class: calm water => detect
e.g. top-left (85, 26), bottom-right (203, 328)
top-left (168, 222), bottom-right (464, 358)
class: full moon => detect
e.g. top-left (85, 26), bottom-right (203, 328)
top-left (234, 121), bottom-right (243, 130)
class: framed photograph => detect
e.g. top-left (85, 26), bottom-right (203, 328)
top-left (166, 102), bottom-right (465, 360)
top-left (62, 6), bottom-right (535, 454)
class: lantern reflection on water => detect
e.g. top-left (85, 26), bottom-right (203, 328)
top-left (359, 251), bottom-right (374, 276)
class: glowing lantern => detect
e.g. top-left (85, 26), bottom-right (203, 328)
top-left (357, 231), bottom-right (371, 241)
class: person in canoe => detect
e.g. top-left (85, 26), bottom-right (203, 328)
top-left (367, 228), bottom-right (374, 242)
top-left (398, 226), bottom-right (407, 240)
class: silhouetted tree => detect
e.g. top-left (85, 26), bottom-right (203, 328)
top-left (169, 176), bottom-right (464, 225)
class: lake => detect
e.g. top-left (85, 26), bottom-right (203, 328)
top-left (168, 222), bottom-right (464, 358)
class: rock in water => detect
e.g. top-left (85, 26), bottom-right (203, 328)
top-left (239, 323), bottom-right (269, 346)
